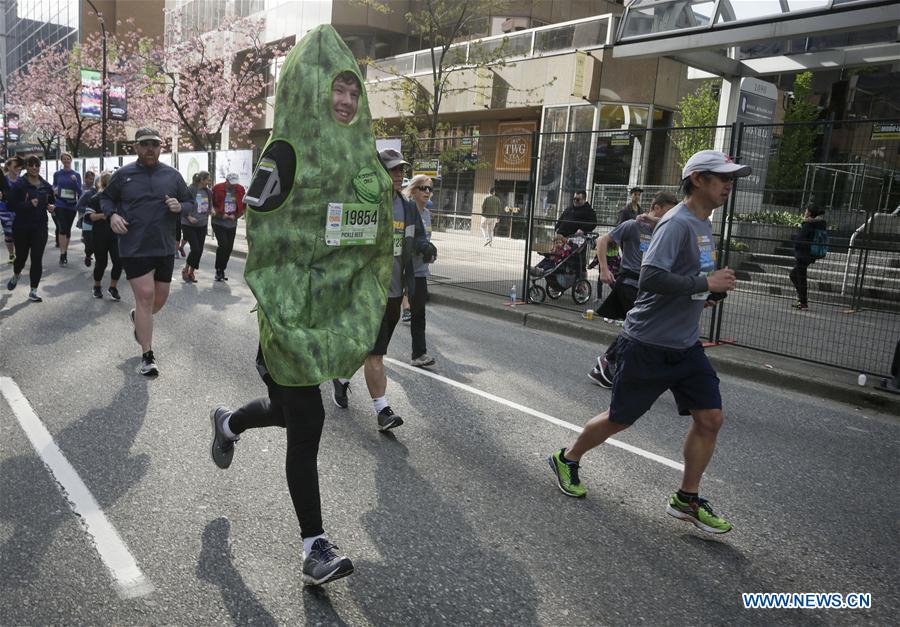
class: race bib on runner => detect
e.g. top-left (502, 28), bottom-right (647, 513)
top-left (392, 220), bottom-right (405, 257)
top-left (691, 234), bottom-right (717, 301)
top-left (196, 192), bottom-right (209, 214)
top-left (224, 191), bottom-right (236, 214)
top-left (60, 188), bottom-right (76, 200)
top-left (325, 202), bottom-right (379, 246)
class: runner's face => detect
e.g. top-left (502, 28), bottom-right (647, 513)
top-left (135, 140), bottom-right (161, 167)
top-left (389, 165), bottom-right (404, 191)
top-left (693, 171), bottom-right (734, 208)
top-left (61, 155), bottom-right (72, 168)
top-left (331, 79), bottom-right (360, 124)
top-left (651, 202), bottom-right (676, 217)
top-left (413, 178), bottom-right (432, 204)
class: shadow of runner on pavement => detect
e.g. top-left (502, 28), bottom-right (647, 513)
top-left (0, 361), bottom-right (150, 618)
top-left (344, 431), bottom-right (539, 625)
top-left (196, 517), bottom-right (277, 626)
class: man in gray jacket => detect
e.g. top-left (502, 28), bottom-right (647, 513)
top-left (102, 127), bottom-right (195, 376)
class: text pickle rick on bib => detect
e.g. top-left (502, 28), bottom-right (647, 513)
top-left (243, 25), bottom-right (393, 387)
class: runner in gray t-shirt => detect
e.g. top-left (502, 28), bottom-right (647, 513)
top-left (549, 150), bottom-right (750, 536)
top-left (588, 192), bottom-right (677, 388)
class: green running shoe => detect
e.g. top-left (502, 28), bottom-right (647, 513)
top-left (666, 493), bottom-right (732, 534)
top-left (548, 449), bottom-right (586, 498)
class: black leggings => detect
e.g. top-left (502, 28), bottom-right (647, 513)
top-left (410, 277), bottom-right (428, 359)
top-left (182, 224), bottom-right (206, 268)
top-left (789, 257), bottom-right (813, 305)
top-left (56, 208), bottom-right (77, 237)
top-left (212, 224), bottom-right (236, 272)
top-left (92, 223), bottom-right (122, 283)
top-left (12, 226), bottom-right (48, 288)
top-left (228, 382), bottom-right (326, 539)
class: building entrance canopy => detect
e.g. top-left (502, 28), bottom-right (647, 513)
top-left (613, 0), bottom-right (900, 78)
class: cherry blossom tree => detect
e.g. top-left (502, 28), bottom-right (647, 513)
top-left (133, 9), bottom-right (290, 153)
top-left (6, 21), bottom-right (168, 156)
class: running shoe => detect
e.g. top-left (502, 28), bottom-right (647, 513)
top-left (376, 406), bottom-right (403, 432)
top-left (214, 271), bottom-right (224, 282)
top-left (209, 406), bottom-right (238, 469)
top-left (84, 254), bottom-right (92, 267)
top-left (332, 379), bottom-right (350, 409)
top-left (594, 356), bottom-right (615, 387)
top-left (139, 350), bottom-right (159, 376)
top-left (130, 308), bottom-right (139, 344)
top-left (59, 253), bottom-right (67, 266)
top-left (547, 448), bottom-right (586, 498)
top-left (178, 245), bottom-right (186, 258)
top-left (791, 301), bottom-right (808, 311)
top-left (410, 354), bottom-right (435, 368)
top-left (666, 493), bottom-right (733, 534)
top-left (7, 274), bottom-right (18, 290)
top-left (28, 289), bottom-right (42, 303)
top-left (92, 286), bottom-right (103, 299)
top-left (401, 308), bottom-right (412, 323)
top-left (7, 253), bottom-right (14, 264)
top-left (587, 368), bottom-right (611, 389)
top-left (301, 538), bottom-right (354, 586)
top-left (107, 286), bottom-right (121, 301)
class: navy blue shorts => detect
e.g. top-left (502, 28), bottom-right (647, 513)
top-left (609, 336), bottom-right (721, 425)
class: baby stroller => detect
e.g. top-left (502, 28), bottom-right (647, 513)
top-left (528, 232), bottom-right (597, 305)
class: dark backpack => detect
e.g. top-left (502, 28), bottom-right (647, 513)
top-left (810, 228), bottom-right (828, 259)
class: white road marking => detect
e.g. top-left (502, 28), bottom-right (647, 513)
top-left (384, 358), bottom-right (684, 472)
top-left (0, 377), bottom-right (154, 599)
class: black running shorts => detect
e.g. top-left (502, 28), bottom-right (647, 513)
top-left (121, 255), bottom-right (175, 282)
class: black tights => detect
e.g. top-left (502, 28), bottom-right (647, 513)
top-left (410, 277), bottom-right (428, 358)
top-left (182, 224), bottom-right (206, 268)
top-left (228, 382), bottom-right (326, 539)
top-left (12, 226), bottom-right (48, 288)
top-left (92, 225), bottom-right (122, 283)
top-left (789, 258), bottom-right (812, 305)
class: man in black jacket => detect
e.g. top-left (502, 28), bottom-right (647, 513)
top-left (554, 190), bottom-right (597, 237)
top-left (554, 190), bottom-right (597, 278)
top-left (789, 205), bottom-right (826, 311)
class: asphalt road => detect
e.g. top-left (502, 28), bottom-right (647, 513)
top-left (1, 245), bottom-right (898, 625)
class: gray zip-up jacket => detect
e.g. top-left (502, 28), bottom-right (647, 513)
top-left (182, 184), bottom-right (212, 227)
top-left (101, 161), bottom-right (194, 257)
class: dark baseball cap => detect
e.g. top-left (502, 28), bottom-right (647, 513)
top-left (134, 127), bottom-right (162, 143)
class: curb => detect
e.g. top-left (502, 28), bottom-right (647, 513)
top-left (428, 286), bottom-right (900, 417)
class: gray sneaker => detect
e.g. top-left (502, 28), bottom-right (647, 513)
top-left (301, 538), bottom-right (354, 586)
top-left (209, 406), bottom-right (238, 469)
top-left (376, 406), bottom-right (403, 432)
top-left (332, 379), bottom-right (350, 409)
top-left (410, 354), bottom-right (435, 368)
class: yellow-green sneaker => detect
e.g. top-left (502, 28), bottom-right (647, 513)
top-left (666, 493), bottom-right (732, 534)
top-left (548, 449), bottom-right (586, 498)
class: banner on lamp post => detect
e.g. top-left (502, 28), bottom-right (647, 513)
top-left (6, 113), bottom-right (19, 143)
top-left (80, 69), bottom-right (102, 118)
top-left (108, 73), bottom-right (127, 121)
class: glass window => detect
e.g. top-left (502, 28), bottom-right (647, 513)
top-left (563, 106), bottom-right (595, 196)
top-left (539, 107), bottom-right (568, 218)
top-left (534, 18), bottom-right (609, 55)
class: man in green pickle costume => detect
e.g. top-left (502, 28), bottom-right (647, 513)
top-left (206, 25), bottom-right (395, 586)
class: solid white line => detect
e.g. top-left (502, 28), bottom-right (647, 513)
top-left (384, 358), bottom-right (684, 472)
top-left (0, 377), bottom-right (154, 599)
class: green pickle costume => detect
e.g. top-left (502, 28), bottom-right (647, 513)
top-left (243, 25), bottom-right (393, 386)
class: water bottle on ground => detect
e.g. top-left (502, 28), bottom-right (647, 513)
top-left (510, 284), bottom-right (517, 307)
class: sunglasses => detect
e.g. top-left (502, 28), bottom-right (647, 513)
top-left (704, 172), bottom-right (737, 183)
top-left (138, 140), bottom-right (161, 147)
top-left (416, 185), bottom-right (433, 192)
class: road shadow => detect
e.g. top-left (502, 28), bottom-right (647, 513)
top-left (343, 428), bottom-right (539, 625)
top-left (196, 517), bottom-right (277, 626)
top-left (0, 360), bottom-right (150, 599)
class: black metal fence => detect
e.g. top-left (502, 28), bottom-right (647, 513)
top-left (411, 120), bottom-right (900, 377)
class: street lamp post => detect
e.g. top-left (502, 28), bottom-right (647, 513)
top-left (84, 0), bottom-right (107, 171)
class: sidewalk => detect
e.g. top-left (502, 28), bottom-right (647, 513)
top-left (207, 224), bottom-right (900, 416)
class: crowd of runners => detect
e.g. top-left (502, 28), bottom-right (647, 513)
top-left (2, 23), bottom-right (751, 590)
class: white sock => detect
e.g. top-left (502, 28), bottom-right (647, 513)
top-left (337, 378), bottom-right (350, 385)
top-left (373, 396), bottom-right (389, 414)
top-left (303, 533), bottom-right (327, 558)
top-left (222, 415), bottom-right (238, 440)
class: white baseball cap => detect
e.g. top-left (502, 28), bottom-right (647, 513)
top-left (682, 150), bottom-right (751, 180)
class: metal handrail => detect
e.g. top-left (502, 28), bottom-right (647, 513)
top-left (840, 205), bottom-right (900, 296)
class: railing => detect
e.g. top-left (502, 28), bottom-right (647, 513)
top-left (366, 14), bottom-right (615, 81)
top-left (841, 206), bottom-right (900, 296)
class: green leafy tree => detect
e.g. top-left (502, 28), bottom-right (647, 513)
top-left (766, 71), bottom-right (819, 206)
top-left (671, 80), bottom-right (720, 169)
